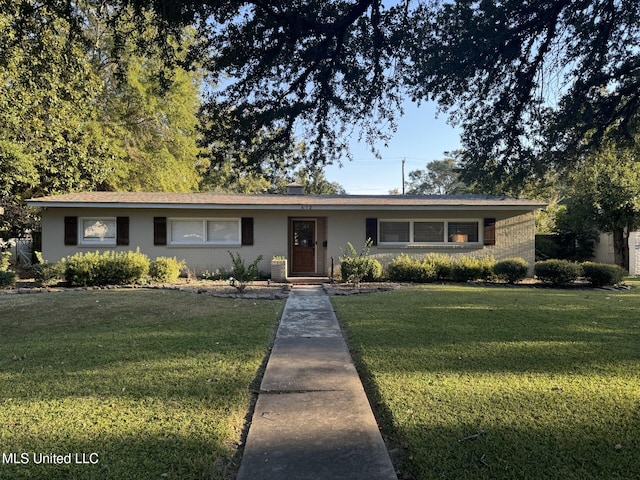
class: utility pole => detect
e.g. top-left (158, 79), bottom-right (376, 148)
top-left (401, 158), bottom-right (406, 195)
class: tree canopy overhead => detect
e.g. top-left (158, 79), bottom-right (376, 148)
top-left (122, 0), bottom-right (640, 183)
top-left (5, 0), bottom-right (640, 191)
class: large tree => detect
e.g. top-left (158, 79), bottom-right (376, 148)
top-left (5, 1), bottom-right (640, 191)
top-left (406, 156), bottom-right (470, 195)
top-left (411, 0), bottom-right (640, 191)
top-left (0, 1), bottom-right (204, 235)
top-left (129, 0), bottom-right (639, 187)
top-left (567, 145), bottom-right (640, 270)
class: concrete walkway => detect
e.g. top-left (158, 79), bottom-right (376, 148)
top-left (236, 285), bottom-right (398, 480)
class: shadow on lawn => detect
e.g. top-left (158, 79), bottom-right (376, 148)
top-left (0, 290), bottom-right (283, 480)
top-left (0, 431), bottom-right (238, 480)
top-left (396, 421), bottom-right (640, 480)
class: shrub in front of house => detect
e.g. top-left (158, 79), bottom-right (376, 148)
top-left (581, 262), bottom-right (627, 287)
top-left (31, 253), bottom-right (66, 287)
top-left (534, 259), bottom-right (583, 286)
top-left (228, 251), bottom-right (263, 292)
top-left (150, 256), bottom-right (185, 283)
top-left (493, 258), bottom-right (529, 284)
top-left (340, 257), bottom-right (383, 283)
top-left (423, 253), bottom-right (452, 281)
top-left (339, 240), bottom-right (382, 285)
top-left (65, 249), bottom-right (150, 287)
top-left (0, 270), bottom-right (17, 288)
top-left (450, 256), bottom-right (495, 282)
top-left (386, 254), bottom-right (437, 283)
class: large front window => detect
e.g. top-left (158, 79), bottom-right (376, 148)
top-left (379, 219), bottom-right (480, 245)
top-left (169, 219), bottom-right (241, 245)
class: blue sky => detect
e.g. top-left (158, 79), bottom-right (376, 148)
top-left (323, 99), bottom-right (462, 194)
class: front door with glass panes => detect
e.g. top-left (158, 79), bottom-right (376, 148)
top-left (291, 220), bottom-right (316, 274)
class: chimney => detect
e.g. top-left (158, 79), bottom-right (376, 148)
top-left (286, 183), bottom-right (306, 195)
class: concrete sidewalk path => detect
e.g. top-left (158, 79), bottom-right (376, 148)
top-left (236, 285), bottom-right (398, 480)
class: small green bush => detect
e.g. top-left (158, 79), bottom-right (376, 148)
top-left (0, 270), bottom-right (17, 288)
top-left (386, 254), bottom-right (437, 283)
top-left (32, 256), bottom-right (66, 286)
top-left (582, 262), bottom-right (626, 287)
top-left (535, 259), bottom-right (582, 286)
top-left (339, 239), bottom-right (381, 286)
top-left (450, 256), bottom-right (495, 282)
top-left (65, 249), bottom-right (150, 287)
top-left (150, 257), bottom-right (185, 283)
top-left (423, 253), bottom-right (452, 281)
top-left (341, 257), bottom-right (383, 283)
top-left (228, 251), bottom-right (263, 292)
top-left (493, 258), bottom-right (529, 284)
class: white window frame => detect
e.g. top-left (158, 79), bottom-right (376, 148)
top-left (168, 218), bottom-right (241, 246)
top-left (79, 217), bottom-right (117, 245)
top-left (378, 219), bottom-right (482, 246)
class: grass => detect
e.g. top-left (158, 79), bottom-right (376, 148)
top-left (0, 289), bottom-right (283, 480)
top-left (332, 279), bottom-right (640, 480)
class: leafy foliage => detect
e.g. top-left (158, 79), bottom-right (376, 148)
top-left (581, 262), bottom-right (627, 287)
top-left (149, 256), bottom-right (185, 283)
top-left (565, 145), bottom-right (640, 269)
top-left (0, 2), bottom-right (204, 236)
top-left (410, 0), bottom-right (640, 191)
top-left (449, 256), bottom-right (495, 283)
top-left (31, 252), bottom-right (66, 287)
top-left (228, 251), bottom-right (263, 292)
top-left (64, 249), bottom-right (150, 287)
top-left (535, 260), bottom-right (583, 286)
top-left (339, 239), bottom-right (382, 287)
top-left (493, 258), bottom-right (530, 284)
top-left (0, 270), bottom-right (16, 288)
top-left (407, 155), bottom-right (471, 195)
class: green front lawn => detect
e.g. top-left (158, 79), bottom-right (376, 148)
top-left (332, 280), bottom-right (640, 479)
top-left (0, 290), bottom-right (283, 480)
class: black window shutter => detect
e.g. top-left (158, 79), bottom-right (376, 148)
top-left (154, 217), bottom-right (167, 245)
top-left (484, 218), bottom-right (496, 246)
top-left (116, 217), bottom-right (129, 246)
top-left (241, 217), bottom-right (254, 246)
top-left (64, 216), bottom-right (78, 245)
top-left (366, 218), bottom-right (378, 246)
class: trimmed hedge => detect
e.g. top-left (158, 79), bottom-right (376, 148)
top-left (534, 259), bottom-right (583, 286)
top-left (582, 262), bottom-right (627, 287)
top-left (386, 254), bottom-right (437, 283)
top-left (340, 257), bottom-right (383, 283)
top-left (494, 258), bottom-right (529, 284)
top-left (150, 256), bottom-right (185, 283)
top-left (65, 249), bottom-right (150, 287)
top-left (386, 254), bottom-right (495, 283)
top-left (450, 256), bottom-right (495, 283)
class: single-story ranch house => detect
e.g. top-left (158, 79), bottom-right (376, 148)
top-left (27, 189), bottom-right (546, 279)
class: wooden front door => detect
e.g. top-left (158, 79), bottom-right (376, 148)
top-left (291, 220), bottom-right (316, 274)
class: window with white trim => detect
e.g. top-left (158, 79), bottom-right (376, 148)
top-left (169, 218), bottom-right (241, 245)
top-left (80, 218), bottom-right (117, 245)
top-left (379, 219), bottom-right (480, 245)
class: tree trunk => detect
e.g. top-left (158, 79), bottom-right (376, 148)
top-left (612, 228), bottom-right (629, 270)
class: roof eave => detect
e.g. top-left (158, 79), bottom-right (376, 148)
top-left (26, 201), bottom-right (547, 211)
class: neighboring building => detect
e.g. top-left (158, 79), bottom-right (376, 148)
top-left (26, 190), bottom-right (546, 278)
top-left (593, 231), bottom-right (640, 276)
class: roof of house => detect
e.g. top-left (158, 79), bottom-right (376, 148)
top-left (26, 191), bottom-right (546, 211)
